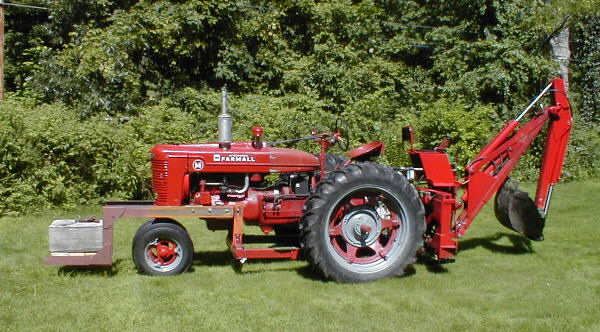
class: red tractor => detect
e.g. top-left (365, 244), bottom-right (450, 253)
top-left (45, 78), bottom-right (572, 283)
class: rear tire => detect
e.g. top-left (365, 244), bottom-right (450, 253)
top-left (132, 221), bottom-right (194, 276)
top-left (273, 153), bottom-right (348, 243)
top-left (324, 153), bottom-right (348, 171)
top-left (301, 162), bottom-right (425, 283)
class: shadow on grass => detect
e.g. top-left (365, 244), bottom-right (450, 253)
top-left (295, 265), bottom-right (326, 281)
top-left (459, 232), bottom-right (534, 254)
top-left (192, 250), bottom-right (231, 267)
top-left (236, 260), bottom-right (306, 275)
top-left (190, 249), bottom-right (425, 282)
top-left (190, 249), bottom-right (445, 281)
top-left (295, 262), bottom-right (419, 282)
top-left (192, 250), bottom-right (318, 278)
top-left (409, 232), bottom-right (533, 275)
top-left (58, 259), bottom-right (122, 277)
top-left (191, 250), bottom-right (302, 273)
top-left (416, 255), bottom-right (450, 274)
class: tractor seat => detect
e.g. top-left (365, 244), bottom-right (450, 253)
top-left (347, 141), bottom-right (385, 161)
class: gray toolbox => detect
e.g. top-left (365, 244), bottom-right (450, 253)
top-left (49, 218), bottom-right (103, 253)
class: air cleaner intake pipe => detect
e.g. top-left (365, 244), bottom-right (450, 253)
top-left (218, 85), bottom-right (232, 149)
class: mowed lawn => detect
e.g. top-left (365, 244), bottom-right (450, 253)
top-left (1, 181), bottom-right (598, 331)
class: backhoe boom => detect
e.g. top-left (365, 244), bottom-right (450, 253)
top-left (407, 78), bottom-right (572, 260)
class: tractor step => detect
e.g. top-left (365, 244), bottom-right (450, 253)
top-left (227, 235), bottom-right (301, 261)
top-left (268, 246), bottom-right (299, 251)
top-left (242, 234), bottom-right (299, 245)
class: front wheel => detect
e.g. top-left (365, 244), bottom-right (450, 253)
top-left (132, 221), bottom-right (194, 276)
top-left (301, 163), bottom-right (425, 283)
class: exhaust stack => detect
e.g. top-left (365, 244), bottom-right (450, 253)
top-left (218, 85), bottom-right (232, 149)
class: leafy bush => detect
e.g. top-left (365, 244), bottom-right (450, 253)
top-left (0, 98), bottom-right (143, 215)
top-left (1, 88), bottom-right (598, 216)
top-left (0, 92), bottom-right (337, 215)
top-left (0, 96), bottom-right (216, 215)
top-left (1, 1), bottom-right (599, 215)
top-left (562, 122), bottom-right (600, 179)
top-left (411, 100), bottom-right (500, 167)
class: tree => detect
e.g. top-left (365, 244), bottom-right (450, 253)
top-left (541, 0), bottom-right (600, 91)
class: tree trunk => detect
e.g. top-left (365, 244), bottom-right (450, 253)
top-left (549, 27), bottom-right (570, 91)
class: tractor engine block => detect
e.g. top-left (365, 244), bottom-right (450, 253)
top-left (195, 174), bottom-right (311, 233)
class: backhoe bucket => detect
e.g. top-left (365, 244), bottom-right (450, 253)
top-left (494, 179), bottom-right (545, 241)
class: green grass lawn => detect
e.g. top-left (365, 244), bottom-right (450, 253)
top-left (1, 182), bottom-right (599, 331)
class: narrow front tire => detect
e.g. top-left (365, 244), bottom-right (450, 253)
top-left (132, 221), bottom-right (194, 276)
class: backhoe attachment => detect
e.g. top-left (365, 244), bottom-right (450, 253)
top-left (458, 78), bottom-right (572, 240)
top-left (406, 78), bottom-right (572, 261)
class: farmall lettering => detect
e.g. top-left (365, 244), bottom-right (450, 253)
top-left (213, 154), bottom-right (257, 163)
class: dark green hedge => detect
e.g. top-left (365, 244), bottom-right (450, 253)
top-left (1, 93), bottom-right (598, 216)
top-left (1, 1), bottom-right (599, 215)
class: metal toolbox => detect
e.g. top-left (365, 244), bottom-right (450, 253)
top-left (49, 219), bottom-right (103, 253)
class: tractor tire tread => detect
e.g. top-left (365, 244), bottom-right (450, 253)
top-left (132, 222), bottom-right (194, 276)
top-left (301, 162), bottom-right (425, 283)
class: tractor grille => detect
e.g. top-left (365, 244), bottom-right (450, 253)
top-left (151, 159), bottom-right (169, 204)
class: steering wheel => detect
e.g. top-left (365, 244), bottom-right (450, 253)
top-left (334, 118), bottom-right (350, 151)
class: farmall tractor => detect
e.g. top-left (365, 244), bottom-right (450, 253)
top-left (45, 78), bottom-right (572, 283)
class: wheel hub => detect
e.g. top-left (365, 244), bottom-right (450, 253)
top-left (342, 207), bottom-right (381, 247)
top-left (145, 238), bottom-right (182, 272)
top-left (157, 243), bottom-right (174, 258)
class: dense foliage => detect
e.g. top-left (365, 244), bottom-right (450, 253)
top-left (1, 0), bottom-right (598, 215)
top-left (572, 18), bottom-right (600, 123)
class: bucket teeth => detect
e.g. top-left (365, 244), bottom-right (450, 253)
top-left (494, 179), bottom-right (545, 241)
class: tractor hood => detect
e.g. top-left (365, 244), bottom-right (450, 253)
top-left (151, 142), bottom-right (320, 174)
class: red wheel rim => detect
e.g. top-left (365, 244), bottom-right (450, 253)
top-left (145, 239), bottom-right (182, 270)
top-left (328, 193), bottom-right (402, 264)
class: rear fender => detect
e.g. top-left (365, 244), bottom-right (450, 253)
top-left (347, 141), bottom-right (385, 161)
